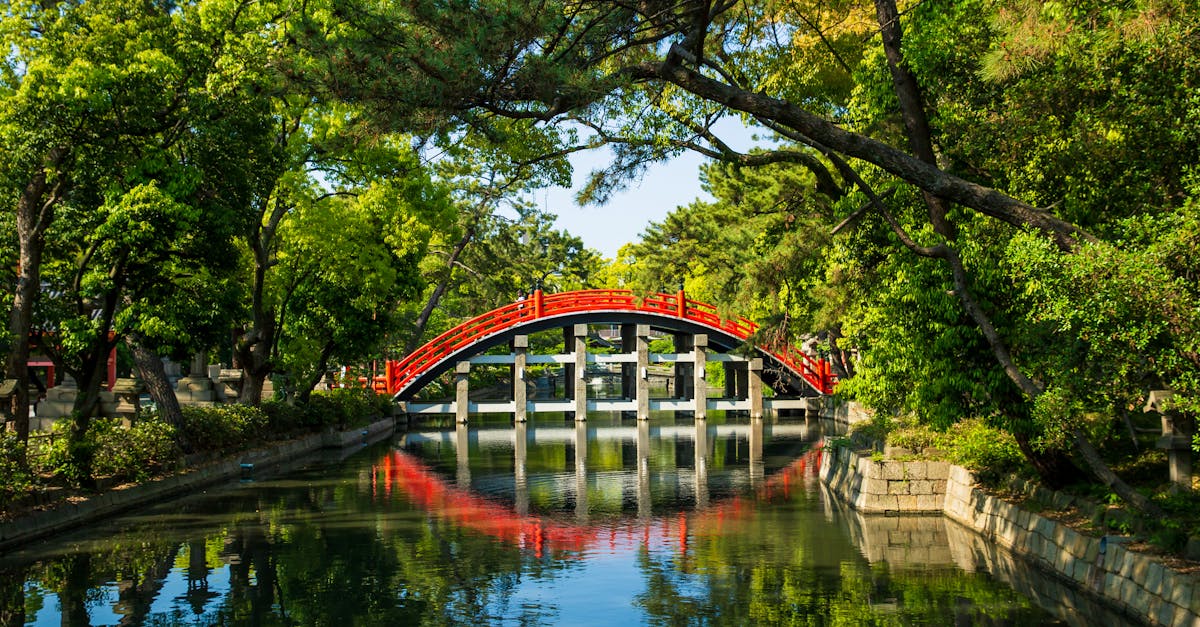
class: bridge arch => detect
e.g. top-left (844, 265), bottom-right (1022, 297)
top-left (387, 289), bottom-right (835, 400)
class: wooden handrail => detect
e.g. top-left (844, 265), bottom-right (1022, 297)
top-left (386, 289), bottom-right (836, 397)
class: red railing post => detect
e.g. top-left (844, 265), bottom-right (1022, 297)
top-left (391, 288), bottom-right (833, 399)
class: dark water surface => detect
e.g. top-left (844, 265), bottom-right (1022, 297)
top-left (1, 413), bottom-right (1119, 625)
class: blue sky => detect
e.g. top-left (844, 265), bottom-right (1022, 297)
top-left (539, 118), bottom-right (758, 260)
top-left (539, 147), bottom-right (712, 260)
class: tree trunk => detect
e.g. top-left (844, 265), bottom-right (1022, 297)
top-left (826, 327), bottom-right (855, 380)
top-left (1012, 429), bottom-right (1086, 489)
top-left (296, 340), bottom-right (337, 404)
top-left (650, 57), bottom-right (1094, 250)
top-left (404, 224), bottom-right (476, 355)
top-left (873, 0), bottom-right (955, 240)
top-left (235, 246), bottom-right (275, 406)
top-left (125, 336), bottom-right (191, 452)
top-left (238, 361), bottom-right (268, 405)
top-left (5, 157), bottom-right (64, 450)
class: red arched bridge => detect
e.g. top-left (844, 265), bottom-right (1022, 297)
top-left (383, 289), bottom-right (836, 405)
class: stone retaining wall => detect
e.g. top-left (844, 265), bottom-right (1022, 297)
top-left (0, 417), bottom-right (396, 552)
top-left (820, 442), bottom-right (1200, 626)
top-left (820, 444), bottom-right (948, 513)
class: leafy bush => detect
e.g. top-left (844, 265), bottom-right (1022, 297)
top-left (262, 399), bottom-right (315, 433)
top-left (34, 417), bottom-right (180, 485)
top-left (180, 404), bottom-right (269, 453)
top-left (887, 421), bottom-right (943, 453)
top-left (91, 417), bottom-right (179, 482)
top-left (848, 413), bottom-right (894, 449)
top-left (305, 388), bottom-right (388, 429)
top-left (943, 418), bottom-right (1024, 483)
top-left (0, 433), bottom-right (35, 507)
top-left (35, 419), bottom-right (94, 486)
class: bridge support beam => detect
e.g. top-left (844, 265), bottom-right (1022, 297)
top-left (636, 325), bottom-right (650, 420)
top-left (455, 361), bottom-right (470, 423)
top-left (673, 333), bottom-right (694, 401)
top-left (693, 334), bottom-right (707, 420)
top-left (749, 358), bottom-right (764, 419)
top-left (513, 335), bottom-right (528, 422)
top-left (573, 324), bottom-right (588, 420)
top-left (620, 324), bottom-right (637, 403)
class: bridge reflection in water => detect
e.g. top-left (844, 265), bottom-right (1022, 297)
top-left (377, 416), bottom-right (822, 559)
top-left (6, 413), bottom-right (1119, 625)
top-left (400, 420), bottom-right (815, 515)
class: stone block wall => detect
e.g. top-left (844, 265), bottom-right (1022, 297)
top-left (942, 468), bottom-right (1200, 626)
top-left (820, 440), bottom-right (1200, 626)
top-left (820, 445), bottom-right (949, 513)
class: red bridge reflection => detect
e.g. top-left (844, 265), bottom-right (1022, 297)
top-left (372, 444), bottom-right (823, 558)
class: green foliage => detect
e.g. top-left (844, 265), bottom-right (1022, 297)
top-left (848, 413), bottom-right (894, 446)
top-left (36, 418), bottom-right (94, 487)
top-left (261, 399), bottom-right (317, 434)
top-left (36, 417), bottom-right (180, 485)
top-left (647, 337), bottom-right (676, 354)
top-left (90, 418), bottom-right (179, 482)
top-left (264, 387), bottom-right (389, 430)
top-left (0, 433), bottom-right (35, 507)
top-left (887, 421), bottom-right (943, 453)
top-left (304, 388), bottom-right (389, 430)
top-left (180, 405), bottom-right (269, 454)
top-left (942, 419), bottom-right (1024, 484)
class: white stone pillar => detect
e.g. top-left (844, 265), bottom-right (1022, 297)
top-left (636, 325), bottom-right (650, 420)
top-left (455, 361), bottom-right (470, 423)
top-left (693, 334), bottom-right (708, 419)
top-left (513, 335), bottom-right (528, 422)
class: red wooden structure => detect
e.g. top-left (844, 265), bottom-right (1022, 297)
top-left (385, 289), bottom-right (836, 399)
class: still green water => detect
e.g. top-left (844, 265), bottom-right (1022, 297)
top-left (1, 413), bottom-right (1117, 625)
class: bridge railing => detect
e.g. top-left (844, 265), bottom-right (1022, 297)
top-left (386, 289), bottom-right (836, 397)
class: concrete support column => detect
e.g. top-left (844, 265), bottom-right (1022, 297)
top-left (562, 327), bottom-right (575, 402)
top-left (749, 358), bottom-right (764, 419)
top-left (636, 325), bottom-right (650, 420)
top-left (621, 324), bottom-right (637, 401)
top-left (673, 334), bottom-right (694, 400)
top-left (573, 324), bottom-right (588, 420)
top-left (693, 334), bottom-right (708, 419)
top-left (513, 335), bottom-right (528, 422)
top-left (455, 361), bottom-right (470, 423)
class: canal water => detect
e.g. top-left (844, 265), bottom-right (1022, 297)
top-left (1, 412), bottom-right (1127, 625)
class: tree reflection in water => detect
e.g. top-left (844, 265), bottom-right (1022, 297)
top-left (1, 416), bottom-right (1094, 625)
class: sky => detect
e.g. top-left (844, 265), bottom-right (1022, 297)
top-left (538, 118), bottom-right (758, 260)
top-left (538, 147), bottom-right (712, 260)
